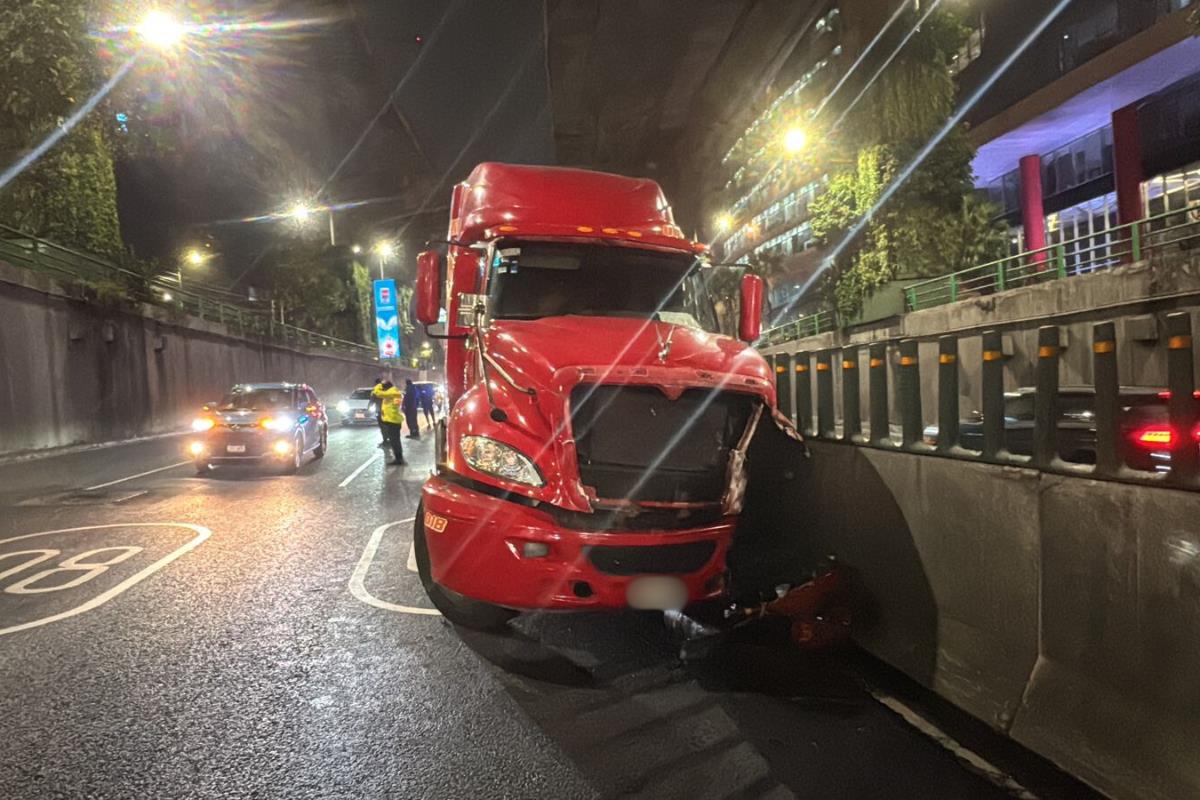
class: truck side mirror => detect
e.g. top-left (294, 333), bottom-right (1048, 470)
top-left (415, 250), bottom-right (442, 325)
top-left (738, 274), bottom-right (764, 343)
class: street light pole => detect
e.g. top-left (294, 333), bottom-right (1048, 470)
top-left (328, 211), bottom-right (337, 246)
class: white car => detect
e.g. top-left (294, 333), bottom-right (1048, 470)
top-left (336, 387), bottom-right (378, 426)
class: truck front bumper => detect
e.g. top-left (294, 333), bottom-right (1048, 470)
top-left (421, 477), bottom-right (734, 610)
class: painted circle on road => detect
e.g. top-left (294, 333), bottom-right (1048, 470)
top-left (0, 523), bottom-right (211, 637)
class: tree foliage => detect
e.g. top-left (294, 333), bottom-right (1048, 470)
top-left (0, 1), bottom-right (124, 255)
top-left (808, 9), bottom-right (1007, 319)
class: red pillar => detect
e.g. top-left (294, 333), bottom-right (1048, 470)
top-left (1112, 103), bottom-right (1144, 225)
top-left (1019, 154), bottom-right (1047, 267)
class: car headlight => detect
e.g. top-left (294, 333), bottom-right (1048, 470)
top-left (191, 417), bottom-right (215, 432)
top-left (460, 435), bottom-right (543, 487)
top-left (337, 400), bottom-right (351, 414)
top-left (259, 415), bottom-right (294, 432)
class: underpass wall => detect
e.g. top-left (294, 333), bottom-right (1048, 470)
top-left (0, 263), bottom-right (403, 456)
top-left (794, 440), bottom-right (1200, 800)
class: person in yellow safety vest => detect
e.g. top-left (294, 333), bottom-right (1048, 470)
top-left (372, 380), bottom-right (406, 465)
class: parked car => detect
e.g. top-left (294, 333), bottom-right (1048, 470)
top-left (336, 387), bottom-right (378, 426)
top-left (188, 382), bottom-right (328, 474)
top-left (923, 386), bottom-right (1199, 471)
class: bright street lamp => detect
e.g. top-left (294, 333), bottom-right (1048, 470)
top-left (783, 127), bottom-right (808, 155)
top-left (185, 249), bottom-right (206, 267)
top-left (289, 202), bottom-right (314, 222)
top-left (351, 244), bottom-right (362, 254)
top-left (373, 241), bottom-right (397, 279)
top-left (714, 212), bottom-right (734, 234)
top-left (136, 10), bottom-right (187, 50)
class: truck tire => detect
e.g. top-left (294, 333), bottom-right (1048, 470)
top-left (413, 504), bottom-right (516, 632)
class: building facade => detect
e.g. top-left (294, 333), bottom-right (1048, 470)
top-left (709, 0), bottom-right (1199, 324)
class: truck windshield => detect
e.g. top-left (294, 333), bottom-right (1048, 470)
top-left (486, 242), bottom-right (718, 332)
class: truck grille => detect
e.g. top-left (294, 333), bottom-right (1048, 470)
top-left (586, 541), bottom-right (717, 575)
top-left (569, 385), bottom-right (756, 504)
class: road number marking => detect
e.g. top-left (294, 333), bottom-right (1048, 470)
top-left (0, 523), bottom-right (211, 637)
top-left (348, 518), bottom-right (440, 616)
top-left (0, 549), bottom-right (60, 582)
top-left (5, 547), bottom-right (143, 595)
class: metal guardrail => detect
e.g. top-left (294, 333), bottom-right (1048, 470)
top-left (759, 204), bottom-right (1200, 347)
top-left (771, 311), bottom-right (1200, 492)
top-left (761, 308), bottom-right (836, 345)
top-left (0, 224), bottom-right (377, 359)
top-left (905, 203), bottom-right (1200, 312)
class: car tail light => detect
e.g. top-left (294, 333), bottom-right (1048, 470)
top-left (1155, 390), bottom-right (1200, 400)
top-left (1131, 423), bottom-right (1200, 449)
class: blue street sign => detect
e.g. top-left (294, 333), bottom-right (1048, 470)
top-left (373, 279), bottom-right (401, 360)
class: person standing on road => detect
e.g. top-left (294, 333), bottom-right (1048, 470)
top-left (420, 383), bottom-right (435, 428)
top-left (372, 380), bottom-right (405, 465)
top-left (402, 378), bottom-right (421, 440)
top-left (372, 376), bottom-right (387, 450)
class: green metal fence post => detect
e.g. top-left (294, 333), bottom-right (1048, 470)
top-left (1165, 312), bottom-right (1198, 485)
top-left (816, 350), bottom-right (835, 439)
top-left (949, 274), bottom-right (959, 303)
top-left (996, 260), bottom-right (1006, 292)
top-left (868, 342), bottom-right (890, 446)
top-left (1055, 244), bottom-right (1068, 279)
top-left (775, 353), bottom-right (795, 422)
top-left (981, 330), bottom-right (1005, 460)
top-left (795, 352), bottom-right (813, 437)
top-left (841, 347), bottom-right (862, 441)
top-left (1033, 326), bottom-right (1061, 469)
top-left (936, 335), bottom-right (959, 453)
top-left (1092, 322), bottom-right (1120, 478)
top-left (905, 286), bottom-right (916, 311)
top-left (898, 339), bottom-right (923, 451)
top-left (1130, 222), bottom-right (1142, 262)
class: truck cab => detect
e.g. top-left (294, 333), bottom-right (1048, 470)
top-left (411, 163), bottom-right (775, 629)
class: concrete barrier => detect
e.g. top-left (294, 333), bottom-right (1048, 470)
top-left (0, 261), bottom-right (410, 456)
top-left (770, 440), bottom-right (1200, 800)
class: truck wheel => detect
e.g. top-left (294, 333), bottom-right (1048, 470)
top-left (314, 427), bottom-right (327, 459)
top-left (413, 505), bottom-right (516, 632)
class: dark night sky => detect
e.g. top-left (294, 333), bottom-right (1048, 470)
top-left (115, 0), bottom-right (554, 288)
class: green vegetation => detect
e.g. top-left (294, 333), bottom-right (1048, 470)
top-left (0, 1), bottom-right (124, 256)
top-left (807, 9), bottom-right (1007, 319)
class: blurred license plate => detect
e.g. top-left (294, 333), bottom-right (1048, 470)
top-left (354, 411), bottom-right (366, 418)
top-left (226, 445), bottom-right (246, 453)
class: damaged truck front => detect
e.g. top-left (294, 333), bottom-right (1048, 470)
top-left (410, 162), bottom-right (806, 630)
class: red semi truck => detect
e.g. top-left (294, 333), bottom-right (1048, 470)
top-left (411, 162), bottom-right (790, 629)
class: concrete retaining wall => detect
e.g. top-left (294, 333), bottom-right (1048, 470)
top-left (790, 440), bottom-right (1200, 800)
top-left (0, 262), bottom-right (407, 456)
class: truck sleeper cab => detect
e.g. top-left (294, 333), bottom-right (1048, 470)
top-left (411, 163), bottom-right (775, 630)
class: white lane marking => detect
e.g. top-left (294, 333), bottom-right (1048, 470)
top-left (84, 461), bottom-right (190, 491)
top-left (870, 691), bottom-right (1039, 800)
top-left (348, 518), bottom-right (440, 616)
top-left (339, 452), bottom-right (382, 488)
top-left (406, 541), bottom-right (418, 573)
top-left (0, 523), bottom-right (212, 637)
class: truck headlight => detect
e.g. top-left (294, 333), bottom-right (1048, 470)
top-left (460, 436), bottom-right (543, 487)
top-left (336, 400), bottom-right (351, 414)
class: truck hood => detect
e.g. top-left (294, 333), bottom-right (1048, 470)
top-left (485, 316), bottom-right (772, 397)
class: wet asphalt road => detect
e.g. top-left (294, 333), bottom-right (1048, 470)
top-left (0, 426), bottom-right (1098, 799)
